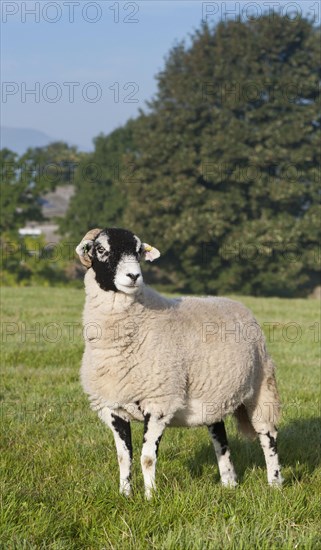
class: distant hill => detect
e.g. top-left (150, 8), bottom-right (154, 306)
top-left (0, 126), bottom-right (53, 155)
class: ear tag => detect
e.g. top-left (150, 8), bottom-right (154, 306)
top-left (144, 244), bottom-right (161, 262)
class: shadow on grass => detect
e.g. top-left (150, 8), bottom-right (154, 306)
top-left (185, 417), bottom-right (321, 483)
top-left (278, 416), bottom-right (321, 481)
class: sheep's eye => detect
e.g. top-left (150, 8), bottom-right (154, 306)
top-left (96, 246), bottom-right (105, 254)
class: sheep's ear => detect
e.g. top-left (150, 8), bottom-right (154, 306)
top-left (75, 228), bottom-right (102, 268)
top-left (142, 243), bottom-right (160, 262)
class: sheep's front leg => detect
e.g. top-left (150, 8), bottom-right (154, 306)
top-left (110, 413), bottom-right (133, 496)
top-left (208, 421), bottom-right (238, 487)
top-left (97, 408), bottom-right (133, 495)
top-left (141, 413), bottom-right (165, 499)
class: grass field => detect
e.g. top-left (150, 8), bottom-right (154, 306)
top-left (1, 287), bottom-right (320, 549)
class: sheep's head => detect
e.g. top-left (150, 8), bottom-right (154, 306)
top-left (76, 227), bottom-right (160, 294)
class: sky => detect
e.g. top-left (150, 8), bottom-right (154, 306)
top-left (1, 0), bottom-right (318, 151)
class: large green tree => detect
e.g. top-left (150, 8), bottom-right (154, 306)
top-left (122, 15), bottom-right (320, 296)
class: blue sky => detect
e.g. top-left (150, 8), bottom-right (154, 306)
top-left (1, 0), bottom-right (318, 150)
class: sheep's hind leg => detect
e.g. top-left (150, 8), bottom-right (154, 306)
top-left (109, 413), bottom-right (133, 496)
top-left (256, 427), bottom-right (283, 486)
top-left (208, 421), bottom-right (238, 487)
top-left (141, 413), bottom-right (166, 499)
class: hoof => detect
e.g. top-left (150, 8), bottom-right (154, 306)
top-left (144, 487), bottom-right (155, 500)
top-left (221, 477), bottom-right (238, 488)
top-left (119, 483), bottom-right (131, 497)
top-left (268, 471), bottom-right (284, 487)
top-left (269, 477), bottom-right (283, 488)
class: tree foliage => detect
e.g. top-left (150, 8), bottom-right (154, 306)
top-left (0, 233), bottom-right (80, 287)
top-left (1, 143), bottom-right (84, 285)
top-left (20, 141), bottom-right (81, 191)
top-left (121, 15), bottom-right (320, 296)
top-left (0, 143), bottom-right (81, 233)
top-left (59, 122), bottom-right (138, 240)
top-left (0, 148), bottom-right (44, 232)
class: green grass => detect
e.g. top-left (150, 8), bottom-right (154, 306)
top-left (1, 287), bottom-right (320, 549)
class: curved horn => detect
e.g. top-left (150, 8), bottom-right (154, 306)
top-left (75, 228), bottom-right (102, 268)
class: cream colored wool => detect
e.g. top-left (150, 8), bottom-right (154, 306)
top-left (81, 268), bottom-right (280, 431)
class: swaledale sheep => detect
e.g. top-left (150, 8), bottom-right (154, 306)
top-left (76, 227), bottom-right (283, 498)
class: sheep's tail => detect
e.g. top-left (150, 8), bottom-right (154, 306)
top-left (234, 343), bottom-right (281, 440)
top-left (234, 404), bottom-right (257, 440)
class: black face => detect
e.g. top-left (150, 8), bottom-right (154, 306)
top-left (91, 228), bottom-right (143, 292)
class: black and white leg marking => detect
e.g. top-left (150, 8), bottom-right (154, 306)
top-left (97, 407), bottom-right (133, 496)
top-left (258, 428), bottom-right (283, 486)
top-left (141, 413), bottom-right (165, 499)
top-left (208, 421), bottom-right (238, 487)
top-left (111, 413), bottom-right (133, 496)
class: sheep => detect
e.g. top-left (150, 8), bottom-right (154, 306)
top-left (76, 227), bottom-right (283, 498)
